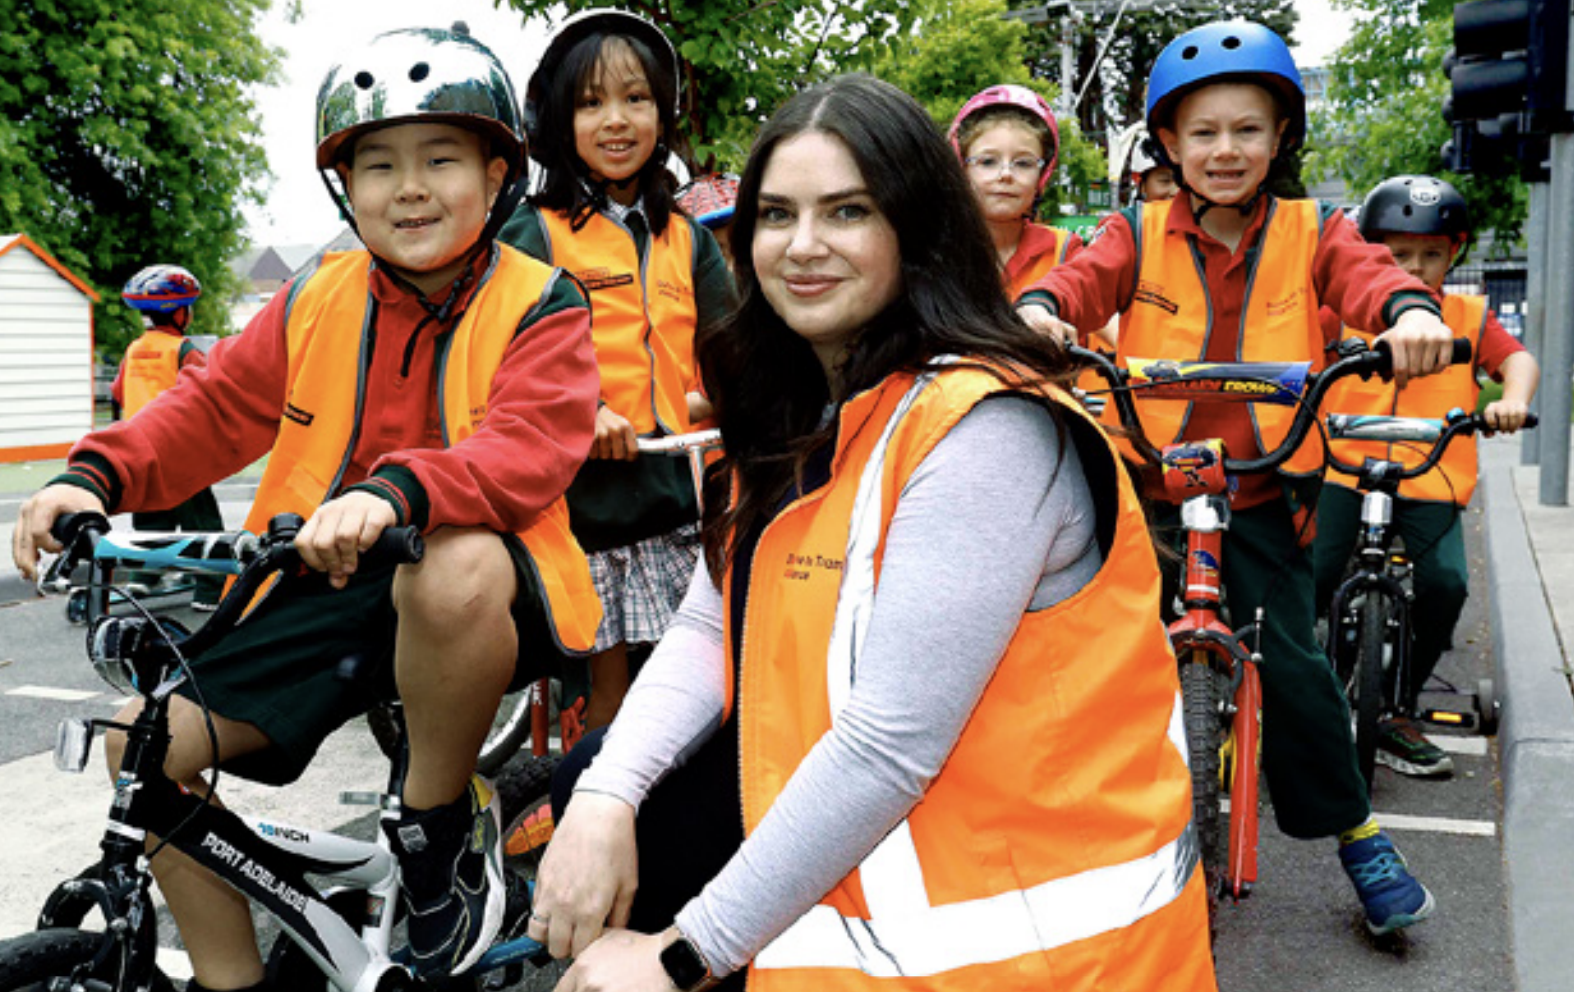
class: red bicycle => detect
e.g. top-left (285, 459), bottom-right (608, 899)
top-left (1070, 337), bottom-right (1470, 922)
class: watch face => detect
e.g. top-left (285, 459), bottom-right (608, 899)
top-left (660, 937), bottom-right (709, 989)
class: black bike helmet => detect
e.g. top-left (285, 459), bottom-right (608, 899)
top-left (1357, 175), bottom-right (1470, 244)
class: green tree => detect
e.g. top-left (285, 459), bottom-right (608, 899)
top-left (498, 0), bottom-right (924, 172)
top-left (870, 0), bottom-right (1106, 217)
top-left (0, 0), bottom-right (281, 359)
top-left (1307, 0), bottom-right (1526, 253)
top-left (1024, 0), bottom-right (1299, 146)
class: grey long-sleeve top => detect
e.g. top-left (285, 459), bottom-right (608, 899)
top-left (574, 395), bottom-right (1101, 976)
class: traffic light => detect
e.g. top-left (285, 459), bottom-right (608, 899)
top-left (1448, 0), bottom-right (1573, 133)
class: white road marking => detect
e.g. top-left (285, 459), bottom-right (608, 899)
top-left (1432, 735), bottom-right (1489, 756)
top-left (1373, 810), bottom-right (1497, 837)
top-left (7, 686), bottom-right (100, 702)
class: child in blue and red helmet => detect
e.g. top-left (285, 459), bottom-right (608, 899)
top-left (948, 85), bottom-right (1081, 301)
top-left (1018, 20), bottom-right (1455, 937)
top-left (1315, 175), bottom-right (1539, 778)
top-left (115, 264), bottom-right (226, 607)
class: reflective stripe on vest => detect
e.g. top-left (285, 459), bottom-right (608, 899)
top-left (122, 332), bottom-right (183, 417)
top-left (1324, 294), bottom-right (1486, 505)
top-left (537, 209), bottom-right (695, 435)
top-left (1004, 225), bottom-right (1072, 301)
top-left (733, 366), bottom-right (1212, 990)
top-left (247, 248), bottom-right (601, 652)
top-left (1118, 198), bottom-right (1325, 475)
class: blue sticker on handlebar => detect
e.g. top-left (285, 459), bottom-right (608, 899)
top-left (1125, 358), bottom-right (1311, 406)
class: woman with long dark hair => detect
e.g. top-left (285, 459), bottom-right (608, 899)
top-left (525, 74), bottom-right (1216, 992)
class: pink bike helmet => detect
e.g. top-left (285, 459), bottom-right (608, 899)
top-left (947, 84), bottom-right (1060, 194)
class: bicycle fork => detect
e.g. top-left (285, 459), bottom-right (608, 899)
top-left (1175, 495), bottom-right (1262, 899)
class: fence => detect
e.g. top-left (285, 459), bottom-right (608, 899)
top-left (1445, 261), bottom-right (1529, 338)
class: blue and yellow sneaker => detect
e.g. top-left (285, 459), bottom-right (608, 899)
top-left (385, 776), bottom-right (505, 976)
top-left (1339, 830), bottom-right (1436, 934)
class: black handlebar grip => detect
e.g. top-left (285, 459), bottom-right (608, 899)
top-left (1526, 414), bottom-right (1540, 429)
top-left (362, 527), bottom-right (425, 567)
top-left (1450, 338), bottom-right (1472, 366)
top-left (50, 511), bottom-right (111, 545)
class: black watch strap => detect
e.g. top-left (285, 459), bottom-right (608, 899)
top-left (660, 934), bottom-right (712, 990)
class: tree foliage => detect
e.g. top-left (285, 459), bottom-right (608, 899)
top-left (0, 0), bottom-right (281, 359)
top-left (1307, 0), bottom-right (1526, 254)
top-left (499, 0), bottom-right (924, 172)
top-left (1024, 0), bottom-right (1299, 146)
top-left (870, 0), bottom-right (1105, 217)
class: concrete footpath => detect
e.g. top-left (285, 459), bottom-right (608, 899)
top-left (1480, 434), bottom-right (1574, 992)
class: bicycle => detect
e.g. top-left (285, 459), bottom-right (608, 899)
top-left (1321, 406), bottom-right (1535, 790)
top-left (1069, 337), bottom-right (1472, 922)
top-left (473, 429), bottom-right (723, 780)
top-left (0, 511), bottom-right (555, 992)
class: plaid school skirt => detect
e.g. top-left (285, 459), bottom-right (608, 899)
top-left (587, 522), bottom-right (701, 651)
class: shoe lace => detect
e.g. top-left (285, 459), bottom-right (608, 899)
top-left (1348, 847), bottom-right (1406, 889)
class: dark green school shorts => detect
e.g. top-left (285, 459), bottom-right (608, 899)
top-left (175, 539), bottom-right (578, 786)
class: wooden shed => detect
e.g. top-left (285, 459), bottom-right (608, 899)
top-left (0, 235), bottom-right (100, 463)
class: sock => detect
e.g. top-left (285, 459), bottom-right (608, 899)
top-left (385, 790), bottom-right (471, 905)
top-left (1339, 816), bottom-right (1381, 846)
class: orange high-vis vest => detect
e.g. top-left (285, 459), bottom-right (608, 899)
top-left (245, 249), bottom-right (601, 654)
top-left (1115, 197), bottom-right (1327, 475)
top-left (1324, 294), bottom-right (1487, 506)
top-left (1004, 224), bottom-right (1074, 300)
top-left (728, 364), bottom-right (1216, 991)
top-left (122, 332), bottom-right (185, 417)
top-left (535, 209), bottom-right (696, 435)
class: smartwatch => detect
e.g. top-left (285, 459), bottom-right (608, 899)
top-left (659, 933), bottom-right (713, 991)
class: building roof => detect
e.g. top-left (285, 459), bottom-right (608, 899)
top-left (0, 234), bottom-right (101, 301)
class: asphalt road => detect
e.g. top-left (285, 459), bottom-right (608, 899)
top-left (0, 492), bottom-right (1512, 991)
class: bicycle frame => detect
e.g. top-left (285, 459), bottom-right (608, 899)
top-left (41, 514), bottom-right (549, 992)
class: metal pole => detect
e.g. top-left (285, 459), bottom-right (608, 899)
top-left (1522, 181), bottom-right (1548, 465)
top-left (1060, 17), bottom-right (1077, 118)
top-left (1538, 129), bottom-right (1573, 506)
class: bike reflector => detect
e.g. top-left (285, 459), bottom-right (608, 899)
top-left (1125, 358), bottom-right (1311, 406)
top-left (54, 718), bottom-right (93, 774)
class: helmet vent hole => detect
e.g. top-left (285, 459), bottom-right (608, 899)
top-left (1222, 36), bottom-right (1242, 50)
top-left (1182, 45), bottom-right (1200, 60)
top-left (410, 62), bottom-right (430, 83)
top-left (1402, 205), bottom-right (1413, 216)
top-left (354, 71), bottom-right (375, 90)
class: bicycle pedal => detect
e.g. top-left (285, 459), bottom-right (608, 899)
top-left (1420, 708), bottom-right (1476, 731)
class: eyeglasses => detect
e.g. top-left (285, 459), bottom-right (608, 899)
top-left (964, 154), bottom-right (1046, 179)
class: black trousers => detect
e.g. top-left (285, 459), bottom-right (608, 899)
top-left (554, 724), bottom-right (747, 989)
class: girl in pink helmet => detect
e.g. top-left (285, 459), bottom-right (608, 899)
top-left (948, 85), bottom-right (1081, 303)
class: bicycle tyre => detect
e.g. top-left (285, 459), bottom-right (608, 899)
top-left (477, 686), bottom-right (539, 777)
top-left (1354, 595), bottom-right (1389, 792)
top-left (0, 928), bottom-right (174, 992)
top-left (1180, 658), bottom-right (1226, 899)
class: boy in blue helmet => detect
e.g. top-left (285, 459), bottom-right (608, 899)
top-left (1018, 20), bottom-right (1454, 936)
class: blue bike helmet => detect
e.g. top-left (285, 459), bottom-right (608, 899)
top-left (1146, 21), bottom-right (1305, 155)
top-left (122, 265), bottom-right (201, 312)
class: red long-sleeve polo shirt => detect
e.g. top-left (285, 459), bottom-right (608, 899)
top-left (66, 250), bottom-right (599, 533)
top-left (1029, 193), bottom-right (1441, 507)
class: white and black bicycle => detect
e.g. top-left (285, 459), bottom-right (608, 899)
top-left (0, 512), bottom-right (554, 992)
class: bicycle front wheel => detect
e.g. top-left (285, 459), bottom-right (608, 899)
top-left (0, 929), bottom-right (173, 992)
top-left (1354, 595), bottom-right (1390, 792)
top-left (1180, 655), bottom-right (1227, 896)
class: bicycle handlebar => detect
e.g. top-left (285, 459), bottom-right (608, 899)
top-left (49, 512), bottom-right (425, 660)
top-left (1324, 410), bottom-right (1540, 482)
top-left (1069, 337), bottom-right (1473, 476)
top-left (634, 429), bottom-right (722, 455)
